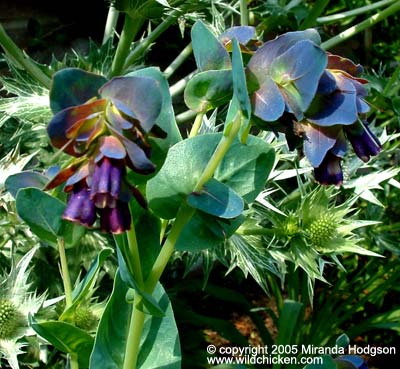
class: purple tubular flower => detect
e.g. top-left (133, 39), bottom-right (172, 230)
top-left (314, 151), bottom-right (343, 185)
top-left (63, 183), bottom-right (96, 226)
top-left (99, 201), bottom-right (131, 234)
top-left (345, 121), bottom-right (381, 162)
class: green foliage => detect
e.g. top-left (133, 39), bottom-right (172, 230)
top-left (90, 272), bottom-right (181, 369)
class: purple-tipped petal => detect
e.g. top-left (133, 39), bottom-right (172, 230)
top-left (317, 70), bottom-right (337, 95)
top-left (47, 99), bottom-right (107, 156)
top-left (99, 136), bottom-right (126, 160)
top-left (345, 121), bottom-right (381, 162)
top-left (100, 76), bottom-right (162, 133)
top-left (248, 29), bottom-right (321, 79)
top-left (63, 185), bottom-right (96, 226)
top-left (106, 103), bottom-right (134, 131)
top-left (307, 73), bottom-right (358, 126)
top-left (97, 158), bottom-right (112, 195)
top-left (110, 164), bottom-right (122, 198)
top-left (303, 124), bottom-right (340, 167)
top-left (314, 151), bottom-right (343, 185)
top-left (65, 164), bottom-right (90, 192)
top-left (219, 26), bottom-right (256, 46)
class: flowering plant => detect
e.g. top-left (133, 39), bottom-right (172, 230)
top-left (1, 1), bottom-right (400, 368)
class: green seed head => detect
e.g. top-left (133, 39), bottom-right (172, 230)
top-left (308, 213), bottom-right (337, 247)
top-left (0, 299), bottom-right (24, 339)
top-left (74, 306), bottom-right (97, 331)
top-left (284, 215), bottom-right (299, 237)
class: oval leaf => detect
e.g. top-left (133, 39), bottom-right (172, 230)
top-left (191, 21), bottom-right (231, 71)
top-left (147, 133), bottom-right (275, 219)
top-left (90, 272), bottom-right (181, 369)
top-left (188, 178), bottom-right (244, 219)
top-left (30, 318), bottom-right (94, 368)
top-left (184, 70), bottom-right (233, 112)
top-left (5, 171), bottom-right (48, 198)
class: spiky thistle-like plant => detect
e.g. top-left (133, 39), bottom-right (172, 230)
top-left (0, 247), bottom-right (45, 369)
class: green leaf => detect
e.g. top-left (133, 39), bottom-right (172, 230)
top-left (191, 21), bottom-right (231, 71)
top-left (15, 187), bottom-right (66, 245)
top-left (184, 70), bottom-right (233, 112)
top-left (5, 171), bottom-right (48, 198)
top-left (175, 212), bottom-right (244, 252)
top-left (116, 247), bottom-right (164, 317)
top-left (335, 333), bottom-right (350, 348)
top-left (15, 187), bottom-right (84, 248)
top-left (231, 38), bottom-right (251, 140)
top-left (133, 206), bottom-right (162, 280)
top-left (30, 318), bottom-right (94, 368)
top-left (147, 134), bottom-right (275, 219)
top-left (187, 178), bottom-right (244, 219)
top-left (276, 300), bottom-right (303, 346)
top-left (126, 67), bottom-right (182, 149)
top-left (90, 272), bottom-right (181, 369)
top-left (74, 249), bottom-right (110, 294)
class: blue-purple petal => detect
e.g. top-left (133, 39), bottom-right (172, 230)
top-left (252, 76), bottom-right (285, 122)
top-left (100, 76), bottom-right (162, 133)
top-left (303, 124), bottom-right (340, 167)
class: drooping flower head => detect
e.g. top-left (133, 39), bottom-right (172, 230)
top-left (246, 30), bottom-right (380, 185)
top-left (46, 68), bottom-right (164, 233)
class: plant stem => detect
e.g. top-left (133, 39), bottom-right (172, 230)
top-left (0, 23), bottom-right (51, 89)
top-left (176, 109), bottom-right (197, 125)
top-left (317, 0), bottom-right (396, 24)
top-left (145, 204), bottom-right (195, 292)
top-left (58, 238), bottom-right (79, 369)
top-left (57, 238), bottom-right (73, 308)
top-left (103, 5), bottom-right (120, 45)
top-left (109, 14), bottom-right (144, 78)
top-left (189, 112), bottom-right (205, 138)
top-left (193, 113), bottom-right (242, 191)
top-left (240, 0), bottom-right (249, 26)
top-left (164, 43), bottom-right (193, 79)
top-left (145, 113), bottom-right (243, 292)
top-left (123, 292), bottom-right (146, 369)
top-left (321, 1), bottom-right (400, 50)
top-left (169, 70), bottom-right (197, 98)
top-left (124, 10), bottom-right (182, 69)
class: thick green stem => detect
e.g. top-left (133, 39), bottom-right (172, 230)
top-left (240, 0), bottom-right (249, 26)
top-left (317, 0), bottom-right (396, 24)
top-left (58, 238), bottom-right (73, 308)
top-left (124, 10), bottom-right (181, 69)
top-left (189, 112), bottom-right (205, 138)
top-left (0, 23), bottom-right (51, 89)
top-left (164, 43), bottom-right (193, 79)
top-left (145, 113), bottom-right (243, 292)
top-left (103, 5), bottom-right (120, 45)
top-left (123, 292), bottom-right (146, 369)
top-left (109, 14), bottom-right (144, 78)
top-left (58, 238), bottom-right (79, 369)
top-left (321, 1), bottom-right (400, 50)
top-left (176, 109), bottom-right (197, 125)
top-left (145, 204), bottom-right (195, 292)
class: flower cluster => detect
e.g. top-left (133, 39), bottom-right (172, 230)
top-left (246, 30), bottom-right (381, 185)
top-left (46, 68), bottom-right (164, 233)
